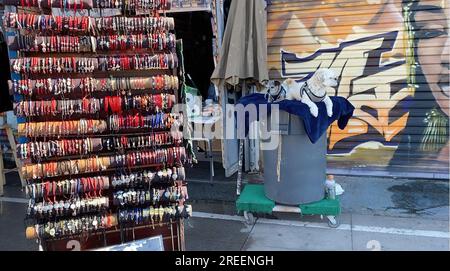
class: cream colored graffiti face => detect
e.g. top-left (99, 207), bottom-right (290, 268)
top-left (414, 0), bottom-right (449, 116)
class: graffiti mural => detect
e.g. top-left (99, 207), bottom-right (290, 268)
top-left (267, 0), bottom-right (449, 176)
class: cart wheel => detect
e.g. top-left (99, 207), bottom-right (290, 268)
top-left (243, 211), bottom-right (255, 225)
top-left (327, 215), bottom-right (340, 228)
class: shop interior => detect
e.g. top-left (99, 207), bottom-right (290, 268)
top-left (171, 6), bottom-right (232, 182)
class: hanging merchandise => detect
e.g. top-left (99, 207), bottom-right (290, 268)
top-left (4, 0), bottom-right (192, 251)
top-left (12, 76), bottom-right (179, 96)
top-left (2, 0), bottom-right (173, 12)
top-left (3, 0), bottom-right (172, 12)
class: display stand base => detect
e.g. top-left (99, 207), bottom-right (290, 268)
top-left (236, 184), bottom-right (341, 228)
top-left (39, 220), bottom-right (185, 251)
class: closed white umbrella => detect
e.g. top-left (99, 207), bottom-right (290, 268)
top-left (211, 0), bottom-right (269, 90)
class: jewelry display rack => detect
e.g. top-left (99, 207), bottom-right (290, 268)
top-left (3, 0), bottom-right (192, 251)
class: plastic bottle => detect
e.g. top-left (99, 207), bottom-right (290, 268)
top-left (325, 175), bottom-right (336, 199)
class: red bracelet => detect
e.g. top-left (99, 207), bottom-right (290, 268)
top-left (51, 99), bottom-right (57, 113)
top-left (71, 57), bottom-right (76, 72)
top-left (52, 162), bottom-right (57, 177)
top-left (92, 177), bottom-right (98, 197)
top-left (34, 58), bottom-right (39, 74)
top-left (129, 115), bottom-right (134, 128)
top-left (58, 16), bottom-right (62, 32)
top-left (126, 56), bottom-right (131, 70)
top-left (117, 96), bottom-right (123, 113)
top-left (111, 97), bottom-right (117, 113)
top-left (110, 96), bottom-right (117, 113)
top-left (121, 136), bottom-right (127, 148)
top-left (104, 96), bottom-right (110, 113)
top-left (159, 76), bottom-right (164, 90)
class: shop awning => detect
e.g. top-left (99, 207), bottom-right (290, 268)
top-left (211, 0), bottom-right (269, 90)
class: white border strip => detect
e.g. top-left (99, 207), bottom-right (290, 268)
top-left (193, 212), bottom-right (450, 239)
top-left (192, 211), bottom-right (247, 222)
top-left (0, 197), bottom-right (28, 203)
top-left (257, 217), bottom-right (351, 231)
top-left (2, 199), bottom-right (448, 239)
top-left (352, 225), bottom-right (450, 239)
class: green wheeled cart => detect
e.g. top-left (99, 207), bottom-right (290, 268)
top-left (236, 184), bottom-right (341, 228)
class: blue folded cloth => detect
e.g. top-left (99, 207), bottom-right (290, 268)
top-left (236, 93), bottom-right (355, 143)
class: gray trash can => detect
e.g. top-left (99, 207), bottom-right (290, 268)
top-left (261, 111), bottom-right (326, 205)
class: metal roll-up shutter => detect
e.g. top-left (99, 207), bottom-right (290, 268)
top-left (267, 0), bottom-right (449, 179)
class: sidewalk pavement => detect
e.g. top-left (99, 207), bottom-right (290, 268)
top-left (185, 213), bottom-right (449, 251)
top-left (187, 174), bottom-right (450, 220)
top-left (1, 201), bottom-right (448, 251)
top-left (183, 173), bottom-right (449, 251)
top-left (1, 172), bottom-right (449, 251)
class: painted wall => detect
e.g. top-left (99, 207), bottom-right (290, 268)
top-left (267, 0), bottom-right (449, 178)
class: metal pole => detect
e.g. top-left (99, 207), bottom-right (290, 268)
top-left (236, 139), bottom-right (244, 195)
top-left (208, 139), bottom-right (214, 182)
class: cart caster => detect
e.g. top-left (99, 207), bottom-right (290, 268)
top-left (327, 215), bottom-right (340, 228)
top-left (243, 211), bottom-right (255, 225)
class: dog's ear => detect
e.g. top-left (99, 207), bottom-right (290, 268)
top-left (284, 78), bottom-right (294, 85)
top-left (307, 69), bottom-right (327, 91)
top-left (329, 69), bottom-right (338, 80)
top-left (280, 79), bottom-right (290, 94)
top-left (314, 69), bottom-right (327, 81)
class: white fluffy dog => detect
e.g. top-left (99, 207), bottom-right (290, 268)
top-left (283, 68), bottom-right (338, 117)
top-left (265, 69), bottom-right (338, 117)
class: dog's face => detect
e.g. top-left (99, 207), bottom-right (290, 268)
top-left (316, 69), bottom-right (338, 88)
top-left (265, 80), bottom-right (282, 95)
